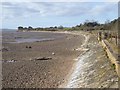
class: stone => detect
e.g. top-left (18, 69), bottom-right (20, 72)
top-left (52, 52), bottom-right (55, 55)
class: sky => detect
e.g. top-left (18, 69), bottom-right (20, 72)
top-left (0, 1), bottom-right (119, 29)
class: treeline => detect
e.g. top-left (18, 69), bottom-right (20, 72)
top-left (18, 18), bottom-right (119, 32)
top-left (72, 20), bottom-right (102, 31)
top-left (72, 18), bottom-right (119, 31)
top-left (18, 25), bottom-right (64, 32)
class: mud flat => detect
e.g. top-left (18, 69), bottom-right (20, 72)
top-left (2, 31), bottom-right (85, 88)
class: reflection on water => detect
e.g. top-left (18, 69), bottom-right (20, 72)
top-left (9, 38), bottom-right (55, 43)
top-left (2, 31), bottom-right (66, 43)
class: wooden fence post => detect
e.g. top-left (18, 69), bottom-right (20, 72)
top-left (115, 34), bottom-right (117, 45)
top-left (118, 77), bottom-right (120, 90)
top-left (98, 32), bottom-right (102, 41)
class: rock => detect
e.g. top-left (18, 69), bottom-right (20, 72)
top-left (111, 79), bottom-right (114, 82)
top-left (29, 46), bottom-right (32, 48)
top-left (2, 47), bottom-right (8, 51)
top-left (26, 46), bottom-right (32, 49)
top-left (29, 58), bottom-right (32, 61)
top-left (52, 52), bottom-right (55, 55)
top-left (26, 46), bottom-right (28, 48)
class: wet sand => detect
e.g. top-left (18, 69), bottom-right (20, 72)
top-left (2, 31), bottom-right (85, 88)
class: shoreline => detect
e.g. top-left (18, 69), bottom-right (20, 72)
top-left (2, 31), bottom-right (118, 88)
top-left (24, 31), bottom-right (91, 88)
top-left (59, 32), bottom-right (90, 88)
top-left (2, 31), bottom-right (85, 88)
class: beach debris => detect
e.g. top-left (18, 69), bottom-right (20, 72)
top-left (52, 52), bottom-right (55, 55)
top-left (3, 59), bottom-right (16, 63)
top-left (32, 57), bottom-right (52, 61)
top-left (74, 47), bottom-right (89, 52)
top-left (73, 48), bottom-right (75, 50)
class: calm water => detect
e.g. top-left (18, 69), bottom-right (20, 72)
top-left (2, 31), bottom-right (67, 43)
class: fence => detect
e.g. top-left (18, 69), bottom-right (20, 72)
top-left (97, 30), bottom-right (120, 82)
top-left (98, 31), bottom-right (119, 46)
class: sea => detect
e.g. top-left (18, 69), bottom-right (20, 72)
top-left (2, 30), bottom-right (66, 43)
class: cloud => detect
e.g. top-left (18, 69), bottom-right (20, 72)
top-left (2, 2), bottom-right (41, 20)
top-left (2, 0), bottom-right (120, 2)
top-left (89, 3), bottom-right (117, 15)
top-left (1, 2), bottom-right (118, 21)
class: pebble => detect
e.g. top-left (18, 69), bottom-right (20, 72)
top-left (26, 46), bottom-right (32, 49)
top-left (52, 52), bottom-right (55, 55)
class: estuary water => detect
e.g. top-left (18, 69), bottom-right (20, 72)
top-left (2, 31), bottom-right (66, 43)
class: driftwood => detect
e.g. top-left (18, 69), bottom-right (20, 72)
top-left (33, 57), bottom-right (52, 61)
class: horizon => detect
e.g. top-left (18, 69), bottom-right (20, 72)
top-left (1, 2), bottom-right (118, 30)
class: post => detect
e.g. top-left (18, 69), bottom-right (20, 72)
top-left (110, 33), bottom-right (112, 42)
top-left (115, 60), bottom-right (120, 89)
top-left (98, 32), bottom-right (102, 41)
top-left (115, 34), bottom-right (117, 45)
top-left (118, 64), bottom-right (120, 89)
top-left (104, 32), bottom-right (108, 39)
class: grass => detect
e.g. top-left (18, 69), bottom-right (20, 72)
top-left (111, 64), bottom-right (116, 70)
top-left (108, 39), bottom-right (119, 54)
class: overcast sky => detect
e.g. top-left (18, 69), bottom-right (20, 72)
top-left (1, 1), bottom-right (119, 29)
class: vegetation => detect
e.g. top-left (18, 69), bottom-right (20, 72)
top-left (18, 18), bottom-right (119, 32)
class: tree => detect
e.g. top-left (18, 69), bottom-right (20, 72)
top-left (28, 26), bottom-right (33, 30)
top-left (50, 27), bottom-right (53, 29)
top-left (54, 26), bottom-right (57, 29)
top-left (18, 26), bottom-right (24, 30)
top-left (84, 20), bottom-right (99, 27)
